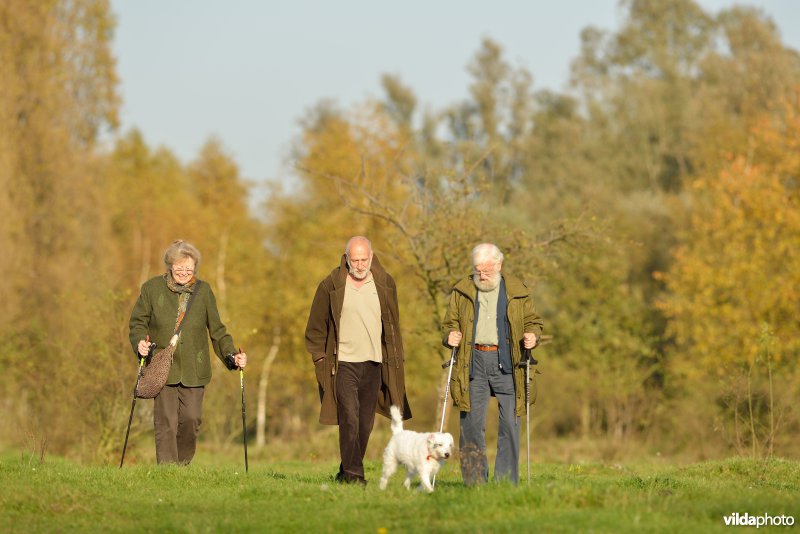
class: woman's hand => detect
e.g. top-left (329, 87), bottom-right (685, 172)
top-left (137, 339), bottom-right (151, 356)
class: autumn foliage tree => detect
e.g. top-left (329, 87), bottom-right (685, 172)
top-left (658, 100), bottom-right (800, 457)
top-left (0, 0), bottom-right (121, 457)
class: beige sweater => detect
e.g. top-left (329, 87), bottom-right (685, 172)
top-left (337, 276), bottom-right (382, 363)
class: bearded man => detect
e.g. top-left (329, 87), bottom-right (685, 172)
top-left (306, 236), bottom-right (411, 485)
top-left (441, 243), bottom-right (543, 485)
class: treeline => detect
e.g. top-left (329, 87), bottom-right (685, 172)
top-left (1, 0), bottom-right (798, 463)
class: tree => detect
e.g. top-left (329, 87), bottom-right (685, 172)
top-left (658, 101), bottom-right (800, 456)
top-left (0, 0), bottom-right (120, 457)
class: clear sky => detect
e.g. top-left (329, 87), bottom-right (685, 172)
top-left (109, 0), bottom-right (800, 189)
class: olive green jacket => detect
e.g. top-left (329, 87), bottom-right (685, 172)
top-left (129, 276), bottom-right (236, 387)
top-left (440, 273), bottom-right (543, 417)
top-left (305, 254), bottom-right (412, 425)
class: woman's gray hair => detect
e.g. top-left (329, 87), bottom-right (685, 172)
top-left (472, 243), bottom-right (503, 267)
top-left (163, 239), bottom-right (201, 271)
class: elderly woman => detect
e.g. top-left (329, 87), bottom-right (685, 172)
top-left (129, 240), bottom-right (247, 464)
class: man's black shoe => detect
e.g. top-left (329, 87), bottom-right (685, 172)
top-left (334, 471), bottom-right (367, 486)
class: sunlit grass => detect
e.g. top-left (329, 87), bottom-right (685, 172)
top-left (1, 453), bottom-right (798, 533)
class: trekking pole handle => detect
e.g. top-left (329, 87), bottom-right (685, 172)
top-left (520, 348), bottom-right (538, 367)
top-left (145, 335), bottom-right (156, 357)
top-left (516, 334), bottom-right (552, 368)
top-left (441, 346), bottom-right (457, 369)
top-left (226, 347), bottom-right (245, 370)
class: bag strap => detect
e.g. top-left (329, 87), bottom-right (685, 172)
top-left (174, 280), bottom-right (201, 336)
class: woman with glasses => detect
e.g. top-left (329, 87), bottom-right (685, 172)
top-left (128, 239), bottom-right (247, 464)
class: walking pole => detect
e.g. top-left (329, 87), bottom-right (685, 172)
top-left (433, 346), bottom-right (457, 487)
top-left (518, 345), bottom-right (539, 484)
top-left (238, 347), bottom-right (249, 473)
top-left (519, 335), bottom-right (549, 484)
top-left (120, 335), bottom-right (155, 468)
top-left (439, 346), bottom-right (457, 433)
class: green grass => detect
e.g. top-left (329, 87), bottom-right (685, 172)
top-left (1, 453), bottom-right (798, 533)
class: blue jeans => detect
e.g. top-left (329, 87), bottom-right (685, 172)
top-left (460, 349), bottom-right (520, 484)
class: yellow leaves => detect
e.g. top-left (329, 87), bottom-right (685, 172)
top-left (661, 104), bottom-right (800, 376)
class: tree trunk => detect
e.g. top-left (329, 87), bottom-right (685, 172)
top-left (216, 229), bottom-right (229, 318)
top-left (256, 328), bottom-right (281, 449)
top-left (580, 397), bottom-right (591, 439)
top-left (136, 227), bottom-right (150, 286)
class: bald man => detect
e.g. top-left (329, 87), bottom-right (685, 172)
top-left (305, 236), bottom-right (412, 485)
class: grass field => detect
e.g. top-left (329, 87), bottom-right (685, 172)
top-left (1, 451), bottom-right (798, 533)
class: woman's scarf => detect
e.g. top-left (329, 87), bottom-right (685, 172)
top-left (164, 273), bottom-right (197, 333)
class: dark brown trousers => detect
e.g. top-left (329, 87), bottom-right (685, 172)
top-left (153, 384), bottom-right (205, 464)
top-left (335, 361), bottom-right (382, 482)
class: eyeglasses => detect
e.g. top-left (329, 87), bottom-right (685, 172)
top-left (473, 265), bottom-right (497, 276)
top-left (172, 267), bottom-right (194, 275)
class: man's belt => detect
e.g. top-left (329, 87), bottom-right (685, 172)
top-left (473, 343), bottom-right (498, 352)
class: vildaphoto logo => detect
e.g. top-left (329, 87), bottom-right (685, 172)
top-left (723, 512), bottom-right (795, 528)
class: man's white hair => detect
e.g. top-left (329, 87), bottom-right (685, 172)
top-left (345, 236), bottom-right (373, 257)
top-left (471, 243), bottom-right (503, 266)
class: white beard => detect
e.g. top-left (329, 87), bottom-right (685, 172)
top-left (349, 259), bottom-right (372, 280)
top-left (473, 272), bottom-right (501, 292)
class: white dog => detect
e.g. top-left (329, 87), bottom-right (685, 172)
top-left (379, 405), bottom-right (455, 493)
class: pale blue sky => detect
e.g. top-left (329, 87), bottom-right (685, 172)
top-left (109, 1), bottom-right (800, 189)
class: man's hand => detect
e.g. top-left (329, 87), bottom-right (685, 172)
top-left (448, 331), bottom-right (463, 348)
top-left (234, 351), bottom-right (247, 369)
top-left (523, 333), bottom-right (537, 350)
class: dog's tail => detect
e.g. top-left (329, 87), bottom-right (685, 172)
top-left (389, 405), bottom-right (403, 435)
